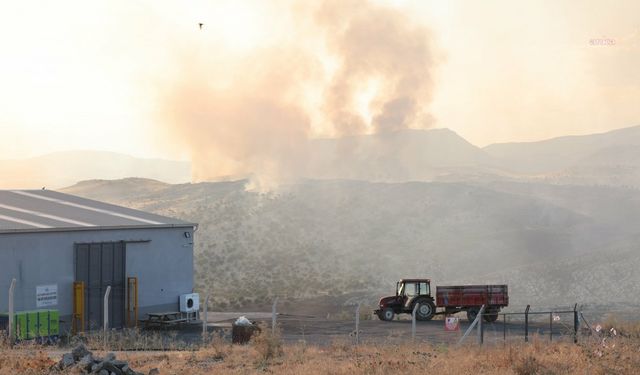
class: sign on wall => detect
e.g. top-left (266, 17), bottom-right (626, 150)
top-left (36, 284), bottom-right (58, 307)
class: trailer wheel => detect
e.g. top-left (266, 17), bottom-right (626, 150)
top-left (379, 308), bottom-right (395, 321)
top-left (415, 300), bottom-right (436, 321)
top-left (466, 308), bottom-right (479, 322)
top-left (483, 309), bottom-right (499, 323)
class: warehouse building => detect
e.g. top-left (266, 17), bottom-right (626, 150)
top-left (0, 189), bottom-right (196, 332)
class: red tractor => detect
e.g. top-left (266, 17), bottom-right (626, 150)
top-left (374, 278), bottom-right (509, 322)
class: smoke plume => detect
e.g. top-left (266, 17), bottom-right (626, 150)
top-left (160, 0), bottom-right (438, 190)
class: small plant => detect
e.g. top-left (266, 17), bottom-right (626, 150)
top-left (0, 330), bottom-right (9, 349)
top-left (513, 355), bottom-right (548, 375)
top-left (203, 331), bottom-right (230, 360)
top-left (251, 323), bottom-right (284, 363)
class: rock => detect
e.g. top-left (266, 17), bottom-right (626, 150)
top-left (72, 344), bottom-right (92, 360)
top-left (148, 368), bottom-right (160, 375)
top-left (112, 360), bottom-right (128, 368)
top-left (99, 370), bottom-right (109, 375)
top-left (102, 362), bottom-right (124, 375)
top-left (78, 353), bottom-right (94, 370)
top-left (60, 353), bottom-right (75, 369)
top-left (105, 352), bottom-right (117, 362)
top-left (92, 362), bottom-right (104, 373)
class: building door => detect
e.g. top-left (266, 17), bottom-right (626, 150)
top-left (75, 242), bottom-right (126, 330)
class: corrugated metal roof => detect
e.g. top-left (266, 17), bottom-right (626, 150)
top-left (0, 190), bottom-right (195, 234)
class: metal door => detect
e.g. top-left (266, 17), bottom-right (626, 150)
top-left (75, 242), bottom-right (126, 330)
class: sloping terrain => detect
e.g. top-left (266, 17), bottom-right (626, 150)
top-left (484, 125), bottom-right (640, 176)
top-left (63, 178), bottom-right (640, 310)
top-left (4, 125), bottom-right (639, 190)
top-left (305, 128), bottom-right (503, 182)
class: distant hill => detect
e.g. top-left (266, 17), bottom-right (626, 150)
top-left (0, 150), bottom-right (191, 189)
top-left (484, 125), bottom-right (640, 175)
top-left (3, 126), bottom-right (638, 189)
top-left (305, 128), bottom-right (503, 182)
top-left (63, 177), bottom-right (640, 310)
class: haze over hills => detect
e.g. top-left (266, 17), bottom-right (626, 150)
top-left (6, 125), bottom-right (640, 189)
top-left (0, 150), bottom-right (191, 189)
top-left (7, 125), bottom-right (640, 312)
top-left (484, 125), bottom-right (640, 175)
top-left (63, 175), bottom-right (640, 311)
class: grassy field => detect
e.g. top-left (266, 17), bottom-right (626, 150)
top-left (1, 324), bottom-right (638, 375)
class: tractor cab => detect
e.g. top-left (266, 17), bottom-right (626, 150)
top-left (397, 279), bottom-right (431, 299)
top-left (375, 278), bottom-right (435, 321)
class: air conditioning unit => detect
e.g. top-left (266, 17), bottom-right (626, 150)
top-left (179, 293), bottom-right (200, 313)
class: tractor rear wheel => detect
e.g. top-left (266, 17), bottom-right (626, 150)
top-left (379, 308), bottom-right (395, 321)
top-left (466, 308), bottom-right (479, 322)
top-left (415, 300), bottom-right (436, 321)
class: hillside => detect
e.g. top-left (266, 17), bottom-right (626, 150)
top-left (305, 128), bottom-right (503, 182)
top-left (0, 151), bottom-right (191, 189)
top-left (484, 125), bottom-right (640, 176)
top-left (3, 126), bottom-right (638, 190)
top-left (63, 178), bottom-right (640, 310)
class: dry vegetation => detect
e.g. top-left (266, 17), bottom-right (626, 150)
top-left (1, 326), bottom-right (639, 375)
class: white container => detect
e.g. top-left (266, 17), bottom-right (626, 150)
top-left (179, 293), bottom-right (200, 313)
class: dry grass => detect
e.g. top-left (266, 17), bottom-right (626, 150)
top-left (71, 328), bottom-right (194, 351)
top-left (601, 314), bottom-right (640, 339)
top-left (1, 328), bottom-right (639, 374)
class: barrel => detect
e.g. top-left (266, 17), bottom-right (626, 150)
top-left (231, 323), bottom-right (260, 344)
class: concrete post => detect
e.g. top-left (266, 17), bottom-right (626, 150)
top-left (457, 304), bottom-right (485, 347)
top-left (202, 294), bottom-right (209, 343)
top-left (477, 307), bottom-right (483, 345)
top-left (103, 286), bottom-right (111, 350)
top-left (8, 279), bottom-right (16, 346)
top-left (355, 303), bottom-right (361, 345)
top-left (411, 303), bottom-right (419, 342)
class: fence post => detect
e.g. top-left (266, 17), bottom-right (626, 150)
top-left (272, 297), bottom-right (278, 334)
top-left (549, 312), bottom-right (553, 342)
top-left (524, 305), bottom-right (530, 343)
top-left (477, 307), bottom-right (483, 345)
top-left (411, 303), bottom-right (418, 342)
top-left (503, 313), bottom-right (507, 344)
top-left (202, 293), bottom-right (209, 343)
top-left (8, 278), bottom-right (16, 346)
top-left (355, 303), bottom-right (361, 345)
top-left (103, 286), bottom-right (111, 351)
top-left (457, 304), bottom-right (485, 346)
top-left (573, 303), bottom-right (578, 344)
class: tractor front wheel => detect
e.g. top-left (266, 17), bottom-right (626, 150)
top-left (379, 308), bottom-right (395, 321)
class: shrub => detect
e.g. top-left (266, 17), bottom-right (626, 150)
top-left (251, 323), bottom-right (283, 363)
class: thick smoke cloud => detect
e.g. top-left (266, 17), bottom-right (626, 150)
top-left (160, 1), bottom-right (438, 190)
top-left (317, 0), bottom-right (436, 134)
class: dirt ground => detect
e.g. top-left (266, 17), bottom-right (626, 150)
top-left (194, 311), bottom-right (578, 347)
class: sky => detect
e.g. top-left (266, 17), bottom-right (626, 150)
top-left (0, 0), bottom-right (639, 161)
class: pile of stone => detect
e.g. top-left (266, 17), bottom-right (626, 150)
top-left (56, 344), bottom-right (157, 375)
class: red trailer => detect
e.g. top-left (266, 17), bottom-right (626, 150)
top-left (436, 285), bottom-right (508, 322)
top-left (374, 279), bottom-right (508, 322)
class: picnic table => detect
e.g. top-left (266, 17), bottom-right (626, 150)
top-left (143, 312), bottom-right (188, 328)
